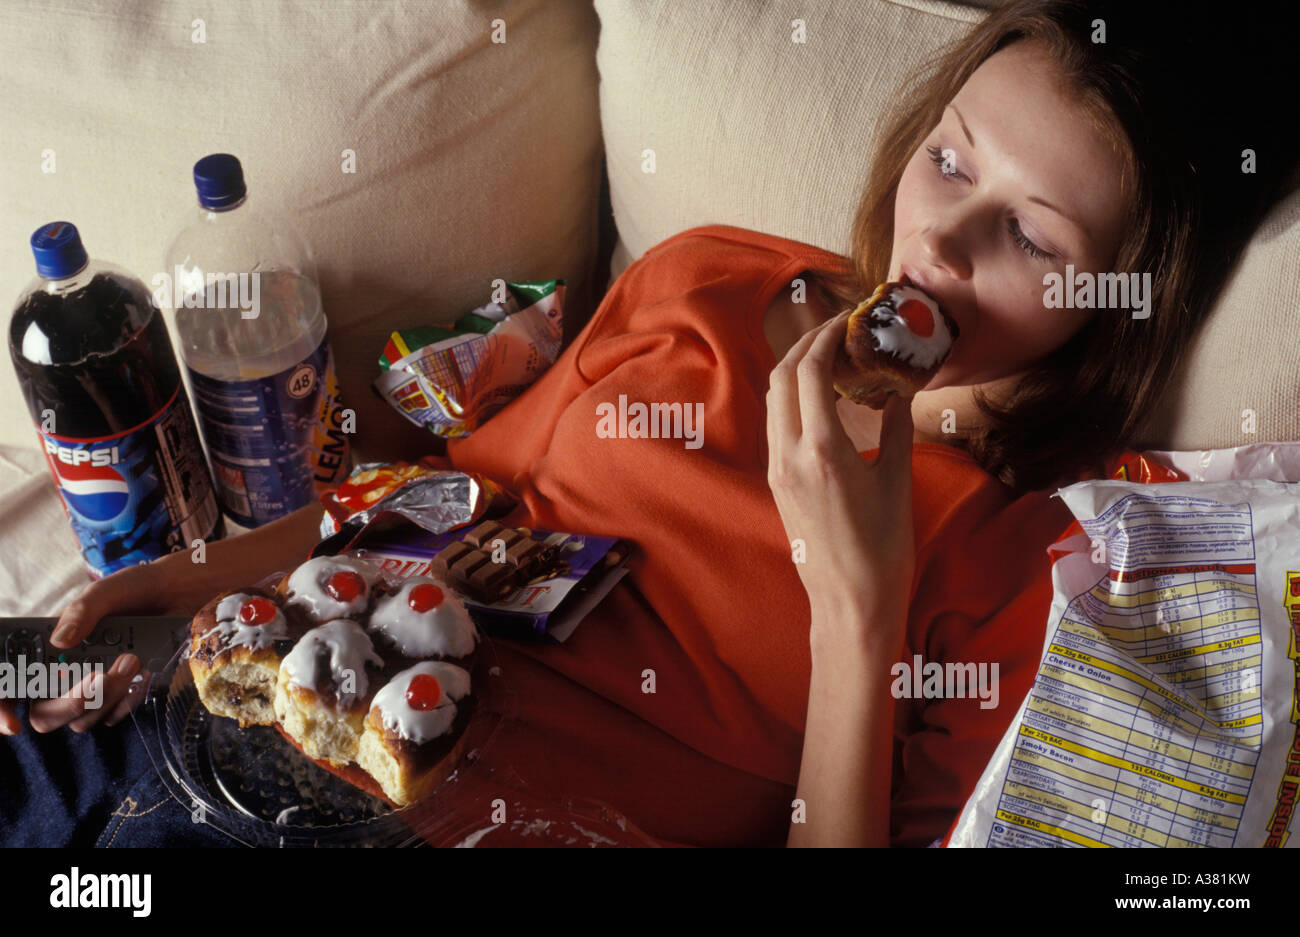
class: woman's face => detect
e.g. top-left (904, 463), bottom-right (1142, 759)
top-left (891, 39), bottom-right (1129, 388)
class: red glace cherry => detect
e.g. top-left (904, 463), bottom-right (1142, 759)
top-left (406, 673), bottom-right (443, 711)
top-left (238, 597), bottom-right (277, 626)
top-left (897, 298), bottom-right (935, 337)
top-left (408, 583), bottom-right (445, 613)
top-left (325, 570), bottom-right (366, 603)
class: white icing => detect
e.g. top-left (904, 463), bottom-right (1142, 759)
top-left (279, 619), bottom-right (383, 710)
top-left (868, 284), bottom-right (954, 370)
top-left (199, 592), bottom-right (290, 652)
top-left (368, 577), bottom-right (478, 659)
top-left (285, 555), bottom-right (382, 622)
top-left (369, 661), bottom-right (471, 744)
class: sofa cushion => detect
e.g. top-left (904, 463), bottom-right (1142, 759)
top-left (594, 0), bottom-right (982, 281)
top-left (0, 0), bottom-right (604, 461)
top-left (1133, 188), bottom-right (1300, 450)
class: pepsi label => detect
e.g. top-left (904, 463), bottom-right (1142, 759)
top-left (39, 386), bottom-right (221, 578)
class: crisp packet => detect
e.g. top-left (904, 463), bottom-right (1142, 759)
top-left (946, 442), bottom-right (1300, 848)
top-left (318, 459), bottom-right (515, 541)
top-left (374, 280), bottom-right (564, 438)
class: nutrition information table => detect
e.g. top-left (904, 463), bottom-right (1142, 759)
top-left (986, 493), bottom-right (1262, 847)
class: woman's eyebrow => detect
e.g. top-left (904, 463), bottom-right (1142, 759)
top-left (947, 104), bottom-right (1092, 244)
top-left (947, 104), bottom-right (976, 148)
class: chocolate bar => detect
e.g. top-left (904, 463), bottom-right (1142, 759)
top-left (431, 524), bottom-right (562, 603)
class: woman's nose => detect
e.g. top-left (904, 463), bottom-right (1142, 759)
top-left (917, 222), bottom-right (974, 282)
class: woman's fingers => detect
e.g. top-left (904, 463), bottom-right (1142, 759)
top-left (28, 653), bottom-right (140, 733)
top-left (767, 311), bottom-right (847, 455)
top-left (67, 655), bottom-right (144, 732)
top-left (795, 312), bottom-right (851, 453)
top-left (877, 393), bottom-right (916, 477)
top-left (102, 671), bottom-right (151, 727)
top-left (0, 700), bottom-right (20, 736)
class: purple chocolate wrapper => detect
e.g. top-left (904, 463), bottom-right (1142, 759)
top-left (351, 528), bottom-right (631, 643)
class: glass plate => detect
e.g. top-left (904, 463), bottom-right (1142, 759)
top-left (131, 634), bottom-right (659, 847)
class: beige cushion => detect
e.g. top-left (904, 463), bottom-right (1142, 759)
top-left (1134, 188), bottom-right (1300, 449)
top-left (594, 0), bottom-right (1300, 447)
top-left (595, 0), bottom-right (983, 281)
top-left (0, 0), bottom-right (603, 461)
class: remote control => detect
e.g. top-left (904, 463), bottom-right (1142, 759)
top-left (0, 616), bottom-right (190, 672)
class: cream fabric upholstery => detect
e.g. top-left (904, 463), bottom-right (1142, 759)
top-left (1133, 189), bottom-right (1300, 449)
top-left (595, 0), bottom-right (982, 281)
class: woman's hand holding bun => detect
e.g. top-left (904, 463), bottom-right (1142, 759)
top-left (765, 310), bottom-right (916, 645)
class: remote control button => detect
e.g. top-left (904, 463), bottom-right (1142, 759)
top-left (6, 632), bottom-right (44, 664)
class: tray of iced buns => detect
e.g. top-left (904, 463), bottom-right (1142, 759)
top-left (185, 553), bottom-right (482, 811)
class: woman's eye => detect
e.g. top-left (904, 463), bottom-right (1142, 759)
top-left (925, 144), bottom-right (966, 181)
top-left (1007, 218), bottom-right (1054, 262)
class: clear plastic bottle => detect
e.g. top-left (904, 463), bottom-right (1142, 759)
top-left (163, 154), bottom-right (349, 528)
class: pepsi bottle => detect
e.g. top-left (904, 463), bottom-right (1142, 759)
top-left (8, 222), bottom-right (222, 578)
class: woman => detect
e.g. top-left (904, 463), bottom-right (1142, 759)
top-left (5, 0), bottom-right (1293, 847)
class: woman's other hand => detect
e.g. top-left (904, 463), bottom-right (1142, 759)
top-left (0, 503), bottom-right (326, 737)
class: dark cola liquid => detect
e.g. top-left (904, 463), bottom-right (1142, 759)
top-left (9, 270), bottom-right (180, 437)
top-left (9, 268), bottom-right (223, 575)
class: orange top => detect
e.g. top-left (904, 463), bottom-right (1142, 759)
top-left (421, 225), bottom-right (1080, 846)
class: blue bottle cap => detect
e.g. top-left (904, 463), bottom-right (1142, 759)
top-left (193, 153), bottom-right (247, 210)
top-left (30, 221), bottom-right (89, 280)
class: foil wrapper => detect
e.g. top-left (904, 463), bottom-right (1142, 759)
top-left (316, 460), bottom-right (515, 555)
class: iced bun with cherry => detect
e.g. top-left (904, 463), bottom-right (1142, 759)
top-left (366, 576), bottom-right (479, 663)
top-left (188, 589), bottom-right (298, 728)
top-left (832, 279), bottom-right (959, 409)
top-left (356, 661), bottom-right (474, 806)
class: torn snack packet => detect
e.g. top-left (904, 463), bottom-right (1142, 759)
top-left (350, 521), bottom-right (632, 644)
top-left (374, 280), bottom-right (564, 438)
top-left (947, 444), bottom-right (1300, 848)
top-left (318, 460), bottom-right (515, 542)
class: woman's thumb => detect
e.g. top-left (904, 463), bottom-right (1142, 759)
top-left (51, 571), bottom-right (134, 648)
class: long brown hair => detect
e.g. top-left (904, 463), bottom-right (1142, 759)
top-left (807, 0), bottom-right (1295, 493)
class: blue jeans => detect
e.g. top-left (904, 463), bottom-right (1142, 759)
top-left (0, 701), bottom-right (233, 848)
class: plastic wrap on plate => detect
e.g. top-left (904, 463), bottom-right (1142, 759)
top-left (374, 280), bottom-right (564, 438)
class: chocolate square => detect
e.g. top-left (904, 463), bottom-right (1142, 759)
top-left (486, 527), bottom-right (524, 550)
top-left (463, 521), bottom-right (503, 548)
top-left (466, 560), bottom-right (517, 601)
top-left (431, 541), bottom-right (473, 577)
top-left (504, 538), bottom-right (543, 571)
top-left (452, 548), bottom-right (492, 578)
